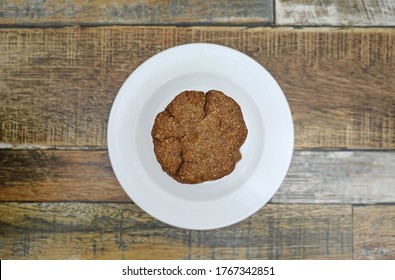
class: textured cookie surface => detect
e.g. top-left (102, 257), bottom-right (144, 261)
top-left (152, 90), bottom-right (248, 184)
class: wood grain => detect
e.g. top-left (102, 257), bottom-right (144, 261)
top-left (1, 150), bottom-right (394, 204)
top-left (0, 0), bottom-right (273, 26)
top-left (353, 205), bottom-right (395, 259)
top-left (273, 151), bottom-right (395, 204)
top-left (276, 0), bottom-right (395, 26)
top-left (0, 202), bottom-right (352, 259)
top-left (0, 150), bottom-right (126, 202)
top-left (0, 27), bottom-right (394, 149)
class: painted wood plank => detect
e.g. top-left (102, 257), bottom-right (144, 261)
top-left (0, 0), bottom-right (273, 26)
top-left (276, 0), bottom-right (395, 26)
top-left (273, 151), bottom-right (395, 204)
top-left (0, 203), bottom-right (352, 259)
top-left (0, 27), bottom-right (394, 148)
top-left (1, 150), bottom-right (394, 204)
top-left (353, 205), bottom-right (395, 259)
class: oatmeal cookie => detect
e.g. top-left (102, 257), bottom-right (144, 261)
top-left (152, 90), bottom-right (247, 184)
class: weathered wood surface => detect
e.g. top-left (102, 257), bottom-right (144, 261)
top-left (353, 205), bottom-right (395, 259)
top-left (276, 0), bottom-right (395, 26)
top-left (273, 151), bottom-right (395, 204)
top-left (0, 150), bottom-right (126, 202)
top-left (0, 0), bottom-right (273, 26)
top-left (0, 203), bottom-right (352, 259)
top-left (0, 27), bottom-right (394, 149)
top-left (1, 150), bottom-right (394, 204)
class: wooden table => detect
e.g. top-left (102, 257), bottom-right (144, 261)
top-left (0, 0), bottom-right (394, 260)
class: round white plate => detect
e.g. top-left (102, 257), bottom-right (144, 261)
top-left (108, 43), bottom-right (293, 230)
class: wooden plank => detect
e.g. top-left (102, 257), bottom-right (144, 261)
top-left (353, 205), bottom-right (395, 259)
top-left (0, 203), bottom-right (352, 259)
top-left (0, 150), bottom-right (127, 202)
top-left (0, 27), bottom-right (394, 149)
top-left (274, 151), bottom-right (395, 204)
top-left (276, 0), bottom-right (395, 26)
top-left (0, 0), bottom-right (273, 26)
top-left (1, 150), bottom-right (394, 204)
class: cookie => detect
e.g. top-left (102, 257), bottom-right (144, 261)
top-left (152, 90), bottom-right (248, 184)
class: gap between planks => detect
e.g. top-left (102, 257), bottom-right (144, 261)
top-left (1, 143), bottom-right (395, 152)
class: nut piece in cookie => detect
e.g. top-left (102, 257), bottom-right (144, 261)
top-left (152, 90), bottom-right (248, 184)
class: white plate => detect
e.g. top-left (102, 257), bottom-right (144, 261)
top-left (108, 43), bottom-right (294, 230)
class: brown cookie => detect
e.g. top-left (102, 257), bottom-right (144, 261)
top-left (152, 90), bottom-right (248, 184)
